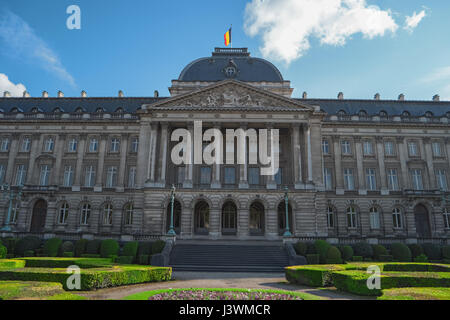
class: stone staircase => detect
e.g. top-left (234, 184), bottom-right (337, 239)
top-left (169, 241), bottom-right (289, 272)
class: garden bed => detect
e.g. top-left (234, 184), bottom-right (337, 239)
top-left (0, 281), bottom-right (85, 300)
top-left (378, 287), bottom-right (450, 300)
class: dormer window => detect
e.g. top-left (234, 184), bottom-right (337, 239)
top-left (31, 107), bottom-right (39, 113)
top-left (75, 107), bottom-right (84, 113)
top-left (115, 107), bottom-right (124, 113)
top-left (53, 107), bottom-right (62, 113)
top-left (358, 110), bottom-right (368, 118)
top-left (96, 107), bottom-right (104, 113)
top-left (10, 107), bottom-right (20, 113)
top-left (379, 110), bottom-right (388, 118)
top-left (425, 111), bottom-right (433, 118)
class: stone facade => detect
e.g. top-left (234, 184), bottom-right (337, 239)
top-left (0, 48), bottom-right (449, 244)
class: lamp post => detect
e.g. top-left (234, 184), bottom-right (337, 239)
top-left (1, 184), bottom-right (23, 232)
top-left (283, 186), bottom-right (292, 237)
top-left (167, 184), bottom-right (176, 236)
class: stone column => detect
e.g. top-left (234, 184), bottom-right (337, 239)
top-left (211, 124), bottom-right (222, 189)
top-left (423, 138), bottom-right (436, 189)
top-left (265, 207), bottom-right (278, 239)
top-left (237, 207), bottom-right (249, 238)
top-left (136, 122), bottom-right (151, 188)
top-left (180, 205), bottom-right (193, 238)
top-left (306, 124), bottom-right (313, 182)
top-left (238, 123), bottom-right (249, 189)
top-left (51, 134), bottom-right (66, 186)
top-left (147, 122), bottom-right (158, 183)
top-left (376, 137), bottom-right (388, 195)
top-left (95, 134), bottom-right (108, 191)
top-left (266, 124), bottom-right (276, 190)
top-left (446, 138), bottom-right (450, 173)
top-left (309, 122), bottom-right (323, 186)
top-left (183, 123), bottom-right (194, 188)
top-left (209, 208), bottom-right (220, 239)
top-left (157, 123), bottom-right (168, 187)
top-left (333, 136), bottom-right (344, 194)
top-left (117, 133), bottom-right (129, 192)
top-left (5, 134), bottom-right (20, 184)
top-left (26, 134), bottom-right (43, 185)
top-left (396, 136), bottom-right (409, 190)
top-left (72, 134), bottom-right (86, 191)
top-left (292, 125), bottom-right (303, 188)
top-left (355, 137), bottom-right (366, 195)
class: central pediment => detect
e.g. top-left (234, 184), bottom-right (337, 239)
top-left (141, 80), bottom-right (315, 112)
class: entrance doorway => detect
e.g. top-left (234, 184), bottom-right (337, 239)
top-left (194, 201), bottom-right (209, 235)
top-left (221, 201), bottom-right (237, 235)
top-left (249, 202), bottom-right (264, 235)
top-left (414, 204), bottom-right (431, 238)
top-left (30, 199), bottom-right (47, 232)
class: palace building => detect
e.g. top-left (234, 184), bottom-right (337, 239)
top-left (0, 47), bottom-right (449, 244)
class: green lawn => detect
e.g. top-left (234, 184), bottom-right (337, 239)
top-left (0, 281), bottom-right (85, 300)
top-left (378, 287), bottom-right (450, 300)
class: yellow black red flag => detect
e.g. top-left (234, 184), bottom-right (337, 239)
top-left (224, 27), bottom-right (232, 46)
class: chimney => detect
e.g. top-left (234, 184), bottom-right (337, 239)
top-left (433, 94), bottom-right (440, 102)
top-left (154, 90), bottom-right (159, 98)
top-left (81, 90), bottom-right (87, 98)
top-left (118, 90), bottom-right (124, 98)
top-left (57, 91), bottom-right (64, 98)
top-left (398, 93), bottom-right (405, 101)
top-left (42, 91), bottom-right (49, 98)
top-left (23, 91), bottom-right (30, 97)
top-left (302, 91), bottom-right (307, 99)
top-left (3, 91), bottom-right (11, 97)
top-left (374, 93), bottom-right (380, 100)
top-left (337, 92), bottom-right (344, 100)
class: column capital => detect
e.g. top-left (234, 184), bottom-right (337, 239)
top-left (161, 122), bottom-right (169, 129)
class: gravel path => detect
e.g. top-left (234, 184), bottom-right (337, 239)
top-left (78, 271), bottom-right (372, 300)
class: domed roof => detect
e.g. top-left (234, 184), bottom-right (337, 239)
top-left (178, 48), bottom-right (284, 82)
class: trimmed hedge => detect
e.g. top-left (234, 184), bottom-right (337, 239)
top-left (0, 245), bottom-right (6, 259)
top-left (391, 243), bottom-right (411, 262)
top-left (62, 252), bottom-right (74, 258)
top-left (340, 245), bottom-right (353, 262)
top-left (137, 242), bottom-right (152, 256)
top-left (18, 257), bottom-right (113, 269)
top-left (123, 241), bottom-right (139, 260)
top-left (0, 265), bottom-right (172, 291)
top-left (382, 263), bottom-right (450, 273)
top-left (372, 245), bottom-right (388, 260)
top-left (422, 243), bottom-right (442, 260)
top-left (352, 256), bottom-right (363, 262)
top-left (443, 246), bottom-right (450, 260)
top-left (326, 246), bottom-right (342, 264)
top-left (152, 241), bottom-right (166, 255)
top-left (285, 265), bottom-right (346, 287)
top-left (1, 238), bottom-right (18, 256)
top-left (294, 242), bottom-right (308, 256)
top-left (379, 255), bottom-right (393, 262)
top-left (409, 244), bottom-right (424, 259)
top-left (414, 254), bottom-right (428, 263)
top-left (23, 250), bottom-right (35, 257)
top-left (43, 238), bottom-right (62, 257)
top-left (306, 254), bottom-right (320, 265)
top-left (100, 239), bottom-right (119, 258)
top-left (74, 239), bottom-right (88, 257)
top-left (0, 259), bottom-right (26, 269)
top-left (80, 254), bottom-right (101, 259)
top-left (85, 240), bottom-right (102, 255)
top-left (59, 241), bottom-right (74, 256)
top-left (138, 255), bottom-right (150, 265)
top-left (115, 256), bottom-right (134, 265)
top-left (15, 237), bottom-right (41, 257)
top-left (353, 242), bottom-right (373, 258)
top-left (314, 240), bottom-right (331, 264)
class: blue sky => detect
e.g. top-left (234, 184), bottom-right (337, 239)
top-left (0, 0), bottom-right (449, 100)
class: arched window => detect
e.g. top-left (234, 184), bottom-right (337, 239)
top-left (194, 201), bottom-right (210, 235)
top-left (327, 206), bottom-right (335, 228)
top-left (358, 110), bottom-right (368, 117)
top-left (95, 107), bottom-right (104, 113)
top-left (425, 111), bottom-right (433, 118)
top-left (58, 202), bottom-right (69, 224)
top-left (103, 204), bottom-right (113, 225)
top-left (124, 203), bottom-right (134, 225)
top-left (75, 107), bottom-right (84, 113)
top-left (80, 204), bottom-right (91, 225)
top-left (249, 202), bottom-right (264, 235)
top-left (444, 208), bottom-right (450, 229)
top-left (31, 107), bottom-right (39, 113)
top-left (115, 107), bottom-right (124, 113)
top-left (401, 111), bottom-right (411, 120)
top-left (10, 107), bottom-right (20, 113)
top-left (347, 207), bottom-right (357, 228)
top-left (379, 110), bottom-right (388, 118)
top-left (53, 107), bottom-right (62, 113)
top-left (222, 201), bottom-right (237, 235)
top-left (369, 207), bottom-right (380, 229)
top-left (392, 208), bottom-right (403, 229)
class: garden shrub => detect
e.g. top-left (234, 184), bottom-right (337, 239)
top-left (0, 245), bottom-right (6, 259)
top-left (63, 252), bottom-right (74, 257)
top-left (15, 236), bottom-right (41, 257)
top-left (59, 241), bottom-right (74, 256)
top-left (364, 258), bottom-right (373, 262)
top-left (382, 263), bottom-right (450, 272)
top-left (74, 239), bottom-right (88, 257)
top-left (306, 254), bottom-right (320, 265)
top-left (115, 256), bottom-right (134, 264)
top-left (0, 259), bottom-right (26, 268)
top-left (137, 242), bottom-right (153, 256)
top-left (43, 238), bottom-right (62, 257)
top-left (19, 257), bottom-right (112, 268)
top-left (138, 255), bottom-right (150, 265)
top-left (123, 241), bottom-right (139, 260)
top-left (100, 239), bottom-right (119, 258)
top-left (408, 244), bottom-right (424, 259)
top-left (80, 254), bottom-right (101, 258)
top-left (340, 245), bottom-right (353, 262)
top-left (353, 242), bottom-right (373, 258)
top-left (352, 256), bottom-right (363, 262)
top-left (443, 246), bottom-right (450, 260)
top-left (379, 255), bottom-right (393, 262)
top-left (414, 254), bottom-right (428, 263)
top-left (443, 259), bottom-right (450, 264)
top-left (294, 242), bottom-right (308, 256)
top-left (285, 265), bottom-right (345, 287)
top-left (372, 245), bottom-right (388, 260)
top-left (23, 250), bottom-right (35, 257)
top-left (314, 240), bottom-right (331, 264)
top-left (85, 240), bottom-right (102, 255)
top-left (422, 243), bottom-right (442, 260)
top-left (2, 238), bottom-right (18, 256)
top-left (152, 240), bottom-right (166, 255)
top-left (391, 243), bottom-right (412, 262)
top-left (306, 242), bottom-right (316, 254)
top-left (6, 254), bottom-right (14, 259)
top-left (326, 246), bottom-right (342, 264)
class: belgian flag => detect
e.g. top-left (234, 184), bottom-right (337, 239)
top-left (224, 27), bottom-right (232, 46)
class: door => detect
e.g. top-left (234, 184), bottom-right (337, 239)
top-left (414, 204), bottom-right (431, 238)
top-left (194, 201), bottom-right (209, 235)
top-left (221, 201), bottom-right (237, 235)
top-left (30, 199), bottom-right (47, 232)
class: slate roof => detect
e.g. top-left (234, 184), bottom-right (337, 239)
top-left (178, 48), bottom-right (284, 82)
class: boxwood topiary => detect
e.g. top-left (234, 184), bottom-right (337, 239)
top-left (341, 245), bottom-right (353, 261)
top-left (326, 246), bottom-right (342, 264)
top-left (123, 241), bottom-right (139, 260)
top-left (408, 244), bottom-right (424, 259)
top-left (59, 241), bottom-right (74, 256)
top-left (294, 242), bottom-right (308, 256)
top-left (414, 254), bottom-right (428, 262)
top-left (352, 256), bottom-right (363, 262)
top-left (100, 239), bottom-right (119, 258)
top-left (353, 242), bottom-right (373, 258)
top-left (74, 239), bottom-right (89, 257)
top-left (372, 244), bottom-right (388, 260)
top-left (2, 238), bottom-right (18, 256)
top-left (314, 240), bottom-right (331, 264)
top-left (138, 254), bottom-right (150, 265)
top-left (115, 256), bottom-right (134, 264)
top-left (306, 254), bottom-right (320, 265)
top-left (15, 236), bottom-right (41, 257)
top-left (86, 240), bottom-right (102, 255)
top-left (152, 240), bottom-right (166, 255)
top-left (137, 242), bottom-right (153, 256)
top-left (443, 246), bottom-right (450, 260)
top-left (422, 243), bottom-right (442, 260)
top-left (0, 244), bottom-right (7, 259)
top-left (391, 243), bottom-right (412, 262)
top-left (23, 250), bottom-right (35, 257)
top-left (306, 242), bottom-right (316, 254)
top-left (379, 255), bottom-right (393, 262)
top-left (63, 252), bottom-right (74, 257)
top-left (43, 238), bottom-right (62, 257)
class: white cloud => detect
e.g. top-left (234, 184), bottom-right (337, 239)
top-left (0, 73), bottom-right (26, 97)
top-left (244, 0), bottom-right (420, 64)
top-left (404, 10), bottom-right (426, 33)
top-left (421, 66), bottom-right (450, 84)
top-left (0, 9), bottom-right (75, 86)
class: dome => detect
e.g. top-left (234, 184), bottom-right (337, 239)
top-left (178, 48), bottom-right (284, 82)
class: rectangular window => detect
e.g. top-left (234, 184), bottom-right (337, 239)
top-left (363, 141), bottom-right (373, 155)
top-left (248, 167), bottom-right (260, 186)
top-left (0, 138), bottom-right (10, 152)
top-left (436, 169), bottom-right (448, 191)
top-left (21, 138), bottom-right (31, 152)
top-left (200, 166), bottom-right (211, 185)
top-left (177, 166), bottom-right (185, 184)
top-left (110, 138), bottom-right (120, 152)
top-left (323, 168), bottom-right (333, 190)
top-left (0, 165), bottom-right (5, 184)
top-left (322, 140), bottom-right (329, 155)
top-left (341, 141), bottom-right (351, 155)
top-left (128, 167), bottom-right (137, 188)
top-left (44, 138), bottom-right (54, 152)
top-left (444, 209), bottom-right (450, 229)
top-left (365, 168), bottom-right (377, 190)
top-left (411, 169), bottom-right (423, 190)
top-left (106, 166), bottom-right (117, 188)
top-left (408, 142), bottom-right (418, 157)
top-left (384, 141), bottom-right (394, 156)
top-left (131, 138), bottom-right (139, 153)
top-left (63, 166), bottom-right (74, 187)
top-left (387, 169), bottom-right (399, 191)
top-left (432, 142), bottom-right (442, 157)
top-left (15, 165), bottom-right (27, 186)
top-left (68, 139), bottom-right (78, 152)
top-left (224, 167), bottom-right (236, 185)
top-left (370, 208), bottom-right (380, 229)
top-left (344, 168), bottom-right (355, 190)
top-left (39, 165), bottom-right (51, 186)
top-left (327, 207), bottom-right (334, 228)
top-left (89, 139), bottom-right (98, 152)
top-left (84, 166), bottom-right (96, 187)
